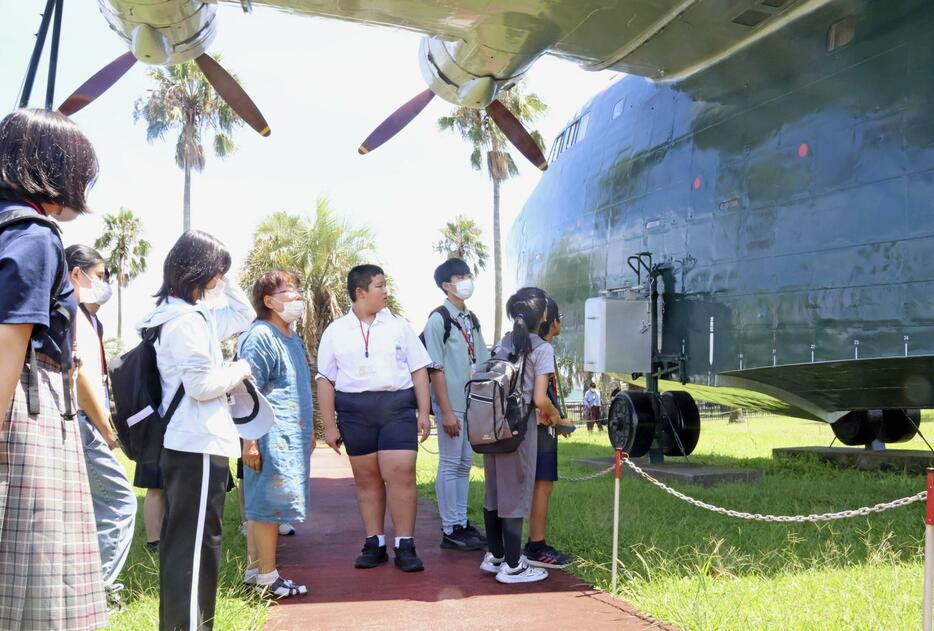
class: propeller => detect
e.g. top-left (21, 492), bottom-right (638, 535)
top-left (358, 90), bottom-right (548, 171)
top-left (57, 52), bottom-right (270, 137)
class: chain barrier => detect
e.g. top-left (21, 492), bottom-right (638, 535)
top-left (619, 454), bottom-right (927, 523)
top-left (559, 463), bottom-right (616, 482)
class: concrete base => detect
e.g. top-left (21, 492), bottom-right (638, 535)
top-left (773, 446), bottom-right (934, 473)
top-left (571, 457), bottom-right (763, 488)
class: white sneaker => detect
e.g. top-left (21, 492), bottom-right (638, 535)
top-left (480, 552), bottom-right (504, 574)
top-left (243, 568), bottom-right (258, 585)
top-left (279, 523), bottom-right (296, 536)
top-left (495, 557), bottom-right (549, 584)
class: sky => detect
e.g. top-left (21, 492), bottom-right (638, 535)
top-left (0, 2), bottom-right (616, 344)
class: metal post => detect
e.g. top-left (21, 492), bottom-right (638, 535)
top-left (18, 0), bottom-right (57, 108)
top-left (611, 448), bottom-right (622, 593)
top-left (45, 0), bottom-right (64, 110)
top-left (924, 468), bottom-right (934, 631)
top-left (647, 269), bottom-right (664, 464)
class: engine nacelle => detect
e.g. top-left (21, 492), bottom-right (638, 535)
top-left (418, 37), bottom-right (531, 108)
top-left (98, 0), bottom-right (217, 65)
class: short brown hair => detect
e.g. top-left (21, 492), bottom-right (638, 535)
top-left (0, 109), bottom-right (98, 213)
top-left (251, 270), bottom-right (300, 321)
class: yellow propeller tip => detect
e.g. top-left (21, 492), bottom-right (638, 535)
top-left (358, 146), bottom-right (369, 155)
top-left (259, 127), bottom-right (271, 137)
top-left (538, 161), bottom-right (549, 171)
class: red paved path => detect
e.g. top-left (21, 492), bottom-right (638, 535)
top-left (265, 450), bottom-right (673, 631)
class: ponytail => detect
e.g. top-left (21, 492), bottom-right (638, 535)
top-left (505, 287), bottom-right (548, 358)
top-left (512, 313), bottom-right (532, 357)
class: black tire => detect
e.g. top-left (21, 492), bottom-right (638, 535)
top-left (607, 391), bottom-right (656, 457)
top-left (831, 410), bottom-right (882, 446)
top-left (660, 391), bottom-right (701, 456)
top-left (877, 409), bottom-right (920, 443)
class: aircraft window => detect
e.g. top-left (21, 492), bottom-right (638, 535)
top-left (732, 9), bottom-right (770, 27)
top-left (550, 131), bottom-right (565, 161)
top-left (613, 99), bottom-right (626, 119)
top-left (578, 112), bottom-right (590, 141)
top-left (566, 121), bottom-right (580, 150)
top-left (827, 15), bottom-right (856, 51)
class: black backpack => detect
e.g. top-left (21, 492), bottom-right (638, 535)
top-left (419, 305), bottom-right (481, 347)
top-left (108, 314), bottom-right (203, 462)
top-left (0, 209), bottom-right (74, 418)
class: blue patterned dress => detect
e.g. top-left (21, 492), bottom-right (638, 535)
top-left (238, 321), bottom-right (314, 523)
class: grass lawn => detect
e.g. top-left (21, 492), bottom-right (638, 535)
top-left (414, 415), bottom-right (933, 630)
top-left (104, 457), bottom-right (268, 631)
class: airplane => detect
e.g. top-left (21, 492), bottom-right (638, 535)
top-left (28, 0), bottom-right (932, 458)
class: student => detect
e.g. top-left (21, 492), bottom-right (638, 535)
top-left (66, 244), bottom-right (137, 602)
top-left (480, 287), bottom-right (560, 584)
top-left (316, 264), bottom-right (432, 572)
top-left (0, 109), bottom-right (107, 629)
top-left (422, 258), bottom-right (489, 551)
top-left (584, 382), bottom-right (603, 431)
top-left (137, 230), bottom-right (255, 630)
top-left (239, 270), bottom-right (313, 598)
top-left (525, 296), bottom-right (573, 569)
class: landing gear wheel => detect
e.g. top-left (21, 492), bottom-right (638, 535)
top-left (660, 391), bottom-right (701, 456)
top-left (877, 409), bottom-right (920, 443)
top-left (607, 392), bottom-right (656, 457)
top-left (831, 410), bottom-right (882, 446)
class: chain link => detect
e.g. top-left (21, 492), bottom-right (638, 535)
top-left (620, 456), bottom-right (927, 523)
top-left (559, 464), bottom-right (616, 482)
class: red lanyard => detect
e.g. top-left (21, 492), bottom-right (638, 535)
top-left (456, 325), bottom-right (476, 363)
top-left (358, 318), bottom-right (371, 358)
top-left (21, 200), bottom-right (46, 215)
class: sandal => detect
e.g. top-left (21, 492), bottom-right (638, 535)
top-left (256, 576), bottom-right (308, 599)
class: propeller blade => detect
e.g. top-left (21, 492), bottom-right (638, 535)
top-left (195, 54), bottom-right (270, 137)
top-left (486, 99), bottom-right (548, 171)
top-left (57, 52), bottom-right (137, 116)
top-left (358, 88), bottom-right (435, 155)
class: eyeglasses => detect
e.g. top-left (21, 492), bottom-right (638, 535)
top-left (271, 288), bottom-right (303, 298)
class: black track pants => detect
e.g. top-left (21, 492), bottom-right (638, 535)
top-left (159, 448), bottom-right (230, 631)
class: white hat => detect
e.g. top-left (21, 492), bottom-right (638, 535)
top-left (228, 380), bottom-right (275, 440)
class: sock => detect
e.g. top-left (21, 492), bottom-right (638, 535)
top-left (395, 536), bottom-right (413, 547)
top-left (527, 539), bottom-right (546, 553)
top-left (502, 517), bottom-right (524, 568)
top-left (443, 526), bottom-right (454, 536)
top-left (256, 569), bottom-right (279, 586)
top-left (368, 534), bottom-right (386, 547)
top-left (244, 567), bottom-right (258, 577)
top-left (483, 508), bottom-right (504, 559)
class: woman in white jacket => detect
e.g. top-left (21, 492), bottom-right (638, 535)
top-left (137, 230), bottom-right (255, 631)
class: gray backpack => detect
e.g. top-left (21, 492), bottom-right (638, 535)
top-left (464, 334), bottom-right (544, 454)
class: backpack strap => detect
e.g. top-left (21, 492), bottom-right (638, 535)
top-left (431, 306), bottom-right (454, 344)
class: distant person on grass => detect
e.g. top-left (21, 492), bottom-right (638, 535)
top-left (66, 244), bottom-right (137, 605)
top-left (316, 264), bottom-right (433, 572)
top-left (480, 287), bottom-right (561, 584)
top-left (584, 382), bottom-right (603, 431)
top-left (422, 258), bottom-right (489, 552)
top-left (238, 270), bottom-right (313, 599)
top-left (525, 296), bottom-right (573, 569)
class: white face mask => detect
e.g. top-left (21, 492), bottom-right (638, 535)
top-left (451, 278), bottom-right (475, 300)
top-left (202, 278), bottom-right (226, 304)
top-left (79, 269), bottom-right (113, 306)
top-left (278, 299), bottom-right (304, 324)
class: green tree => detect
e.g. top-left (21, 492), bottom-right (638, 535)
top-left (433, 214), bottom-right (489, 275)
top-left (240, 198), bottom-right (401, 374)
top-left (438, 82), bottom-right (547, 340)
top-left (95, 207), bottom-right (151, 339)
top-left (134, 56), bottom-right (241, 232)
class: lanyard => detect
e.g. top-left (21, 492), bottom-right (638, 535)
top-left (21, 199), bottom-right (45, 216)
top-left (456, 323), bottom-right (476, 364)
top-left (358, 318), bottom-right (371, 358)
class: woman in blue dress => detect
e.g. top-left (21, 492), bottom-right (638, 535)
top-left (238, 270), bottom-right (314, 598)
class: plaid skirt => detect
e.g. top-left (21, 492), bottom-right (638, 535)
top-left (0, 357), bottom-right (107, 630)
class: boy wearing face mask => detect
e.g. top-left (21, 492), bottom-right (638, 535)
top-left (65, 244), bottom-right (136, 605)
top-left (422, 258), bottom-right (490, 551)
top-left (236, 270), bottom-right (313, 598)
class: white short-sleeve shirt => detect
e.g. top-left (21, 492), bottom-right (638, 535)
top-left (316, 308), bottom-right (432, 393)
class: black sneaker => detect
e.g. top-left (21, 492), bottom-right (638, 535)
top-left (146, 540), bottom-right (159, 554)
top-left (463, 521), bottom-right (487, 545)
top-left (525, 542), bottom-right (573, 569)
top-left (394, 539), bottom-right (424, 572)
top-left (355, 536), bottom-right (388, 569)
top-left (440, 525), bottom-right (485, 551)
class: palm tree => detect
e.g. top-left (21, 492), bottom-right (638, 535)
top-left (433, 214), bottom-right (489, 275)
top-left (134, 56), bottom-right (241, 232)
top-left (95, 208), bottom-right (151, 338)
top-left (240, 198), bottom-right (401, 374)
top-left (438, 82), bottom-right (547, 340)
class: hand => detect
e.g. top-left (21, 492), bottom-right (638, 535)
top-left (536, 408), bottom-right (558, 427)
top-left (417, 413), bottom-right (431, 443)
top-left (242, 439), bottom-right (262, 471)
top-left (440, 410), bottom-right (460, 437)
top-left (324, 424), bottom-right (343, 454)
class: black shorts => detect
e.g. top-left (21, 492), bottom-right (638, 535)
top-left (535, 424), bottom-right (558, 482)
top-left (335, 388), bottom-right (418, 457)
